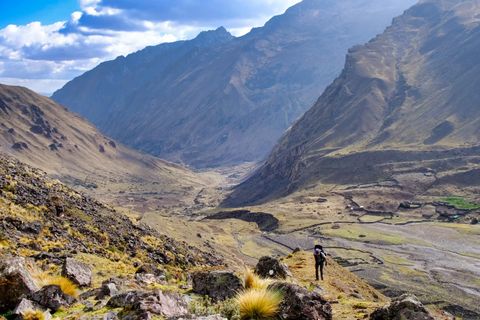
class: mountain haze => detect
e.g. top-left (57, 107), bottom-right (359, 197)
top-left (226, 0), bottom-right (480, 205)
top-left (52, 0), bottom-right (415, 168)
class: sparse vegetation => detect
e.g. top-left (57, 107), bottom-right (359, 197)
top-left (188, 296), bottom-right (240, 320)
top-left (237, 288), bottom-right (283, 320)
top-left (441, 197), bottom-right (480, 210)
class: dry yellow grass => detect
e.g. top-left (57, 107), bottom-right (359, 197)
top-left (34, 273), bottom-right (78, 298)
top-left (244, 269), bottom-right (271, 290)
top-left (22, 310), bottom-right (45, 320)
top-left (237, 288), bottom-right (283, 320)
top-left (283, 251), bottom-right (387, 319)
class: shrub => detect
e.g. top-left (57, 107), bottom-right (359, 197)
top-left (22, 310), bottom-right (45, 320)
top-left (244, 269), bottom-right (271, 290)
top-left (237, 288), bottom-right (283, 320)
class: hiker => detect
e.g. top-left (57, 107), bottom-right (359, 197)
top-left (314, 245), bottom-right (327, 281)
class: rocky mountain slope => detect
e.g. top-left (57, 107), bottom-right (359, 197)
top-left (0, 157), bottom-right (448, 319)
top-left (0, 84), bottom-right (219, 211)
top-left (52, 0), bottom-right (415, 168)
top-left (226, 0), bottom-right (480, 206)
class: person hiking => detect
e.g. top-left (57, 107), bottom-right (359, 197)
top-left (314, 245), bottom-right (327, 281)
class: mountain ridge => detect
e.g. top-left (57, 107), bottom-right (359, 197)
top-left (225, 0), bottom-right (480, 206)
top-left (52, 0), bottom-right (416, 168)
top-left (0, 83), bottom-right (217, 212)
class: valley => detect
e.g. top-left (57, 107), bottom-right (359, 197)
top-left (134, 168), bottom-right (480, 319)
top-left (1, 0), bottom-right (479, 319)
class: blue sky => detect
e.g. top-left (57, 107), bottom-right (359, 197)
top-left (0, 0), bottom-right (301, 94)
top-left (0, 0), bottom-right (79, 28)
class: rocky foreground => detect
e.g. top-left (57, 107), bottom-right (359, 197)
top-left (0, 155), bottom-right (453, 319)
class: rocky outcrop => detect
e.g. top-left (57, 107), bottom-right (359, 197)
top-left (29, 285), bottom-right (76, 312)
top-left (107, 290), bottom-right (188, 319)
top-left (370, 294), bottom-right (434, 320)
top-left (191, 271), bottom-right (243, 301)
top-left (62, 258), bottom-right (92, 287)
top-left (268, 282), bottom-right (332, 320)
top-left (254, 256), bottom-right (291, 279)
top-left (0, 256), bottom-right (40, 311)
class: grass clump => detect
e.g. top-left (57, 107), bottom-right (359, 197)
top-left (22, 310), bottom-right (45, 320)
top-left (441, 197), bottom-right (480, 210)
top-left (237, 288), bottom-right (283, 320)
top-left (35, 273), bottom-right (78, 298)
top-left (244, 269), bottom-right (271, 290)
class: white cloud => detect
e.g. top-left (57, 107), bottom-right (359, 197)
top-left (0, 0), bottom-right (302, 95)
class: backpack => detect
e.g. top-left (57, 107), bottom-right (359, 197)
top-left (314, 248), bottom-right (326, 263)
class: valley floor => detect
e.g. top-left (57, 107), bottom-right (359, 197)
top-left (119, 166), bottom-right (480, 320)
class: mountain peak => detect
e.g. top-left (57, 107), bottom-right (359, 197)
top-left (194, 26), bottom-right (234, 45)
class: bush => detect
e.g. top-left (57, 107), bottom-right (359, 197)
top-left (237, 288), bottom-right (283, 320)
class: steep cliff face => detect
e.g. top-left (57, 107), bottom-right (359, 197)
top-left (52, 0), bottom-right (415, 168)
top-left (226, 0), bottom-right (480, 205)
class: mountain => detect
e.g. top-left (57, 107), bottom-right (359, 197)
top-left (225, 0), bottom-right (480, 206)
top-left (0, 84), bottom-right (215, 211)
top-left (52, 0), bottom-right (415, 168)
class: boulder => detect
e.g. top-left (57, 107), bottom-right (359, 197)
top-left (135, 264), bottom-right (166, 285)
top-left (191, 271), bottom-right (243, 301)
top-left (96, 283), bottom-right (119, 300)
top-left (370, 294), bottom-right (434, 320)
top-left (107, 290), bottom-right (188, 318)
top-left (0, 256), bottom-right (40, 311)
top-left (268, 282), bottom-right (332, 320)
top-left (13, 298), bottom-right (52, 320)
top-left (30, 285), bottom-right (76, 312)
top-left (62, 258), bottom-right (92, 287)
top-left (254, 256), bottom-right (291, 279)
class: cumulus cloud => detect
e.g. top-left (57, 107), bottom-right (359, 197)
top-left (0, 0), bottom-right (301, 95)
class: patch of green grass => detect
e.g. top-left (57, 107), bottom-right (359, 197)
top-left (322, 225), bottom-right (409, 245)
top-left (441, 197), bottom-right (480, 210)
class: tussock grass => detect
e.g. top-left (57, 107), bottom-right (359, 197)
top-left (244, 269), bottom-right (271, 290)
top-left (22, 310), bottom-right (45, 320)
top-left (34, 273), bottom-right (78, 297)
top-left (237, 288), bottom-right (283, 320)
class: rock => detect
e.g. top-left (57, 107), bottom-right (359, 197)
top-left (268, 282), bottom-right (332, 320)
top-left (103, 312), bottom-right (119, 320)
top-left (370, 294), bottom-right (434, 320)
top-left (0, 256), bottom-right (40, 311)
top-left (29, 285), bottom-right (76, 312)
top-left (254, 256), bottom-right (291, 279)
top-left (191, 271), bottom-right (243, 301)
top-left (13, 298), bottom-right (52, 320)
top-left (62, 257), bottom-right (92, 287)
top-left (96, 283), bottom-right (119, 300)
top-left (107, 290), bottom-right (188, 318)
top-left (471, 217), bottom-right (479, 225)
top-left (135, 264), bottom-right (166, 285)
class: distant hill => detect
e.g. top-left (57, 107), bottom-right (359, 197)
top-left (0, 84), bottom-right (214, 210)
top-left (225, 0), bottom-right (480, 206)
top-left (52, 0), bottom-right (415, 168)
